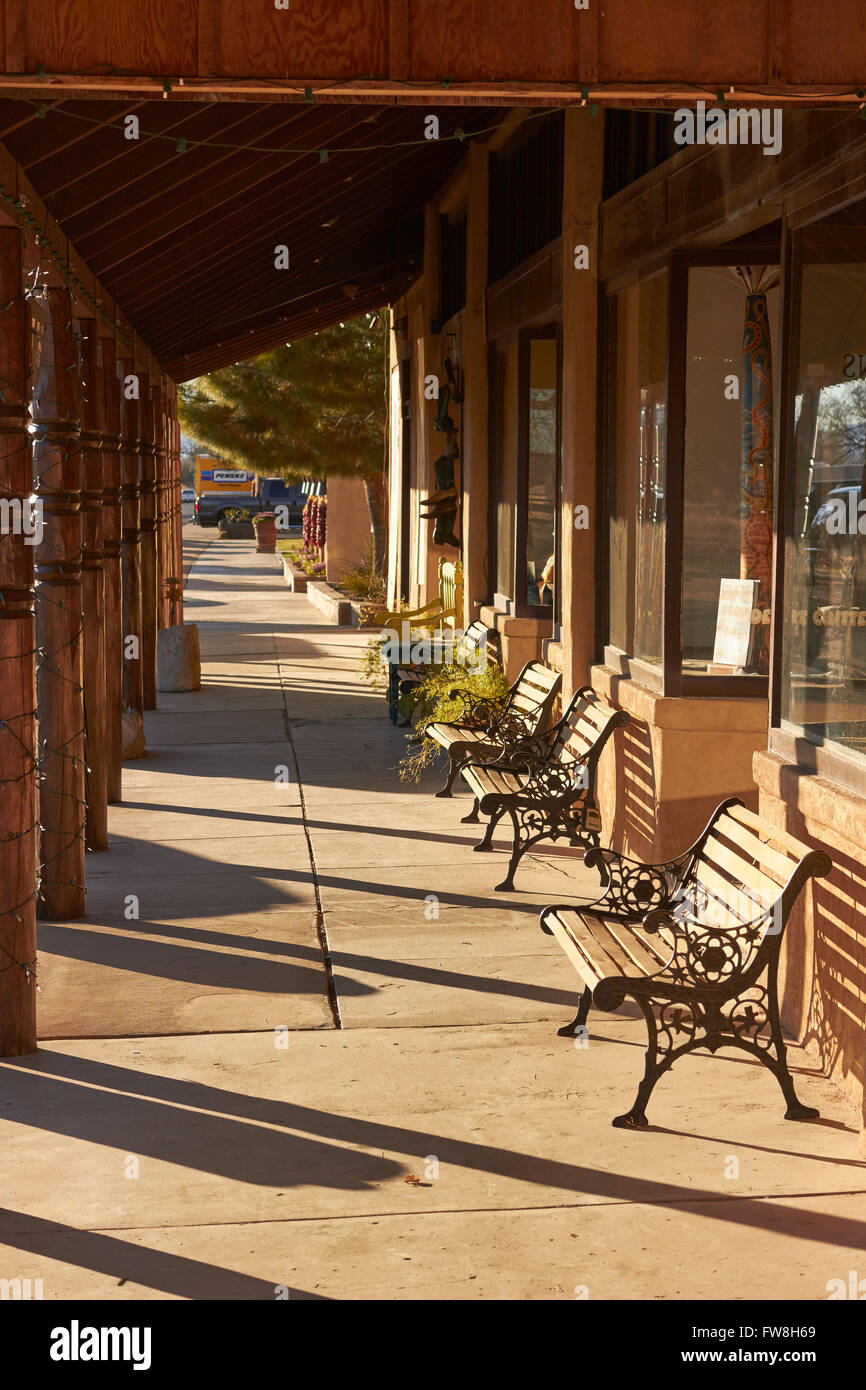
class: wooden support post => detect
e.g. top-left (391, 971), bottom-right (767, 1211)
top-left (560, 108), bottom-right (605, 701)
top-left (0, 228), bottom-right (37, 1052)
top-left (170, 389), bottom-right (183, 626)
top-left (461, 141), bottom-right (490, 629)
top-left (118, 355), bottom-right (143, 717)
top-left (137, 371), bottom-right (157, 709)
top-left (77, 318), bottom-right (108, 851)
top-left (99, 335), bottom-right (123, 804)
top-left (154, 377), bottom-right (169, 630)
top-left (33, 286), bottom-right (86, 921)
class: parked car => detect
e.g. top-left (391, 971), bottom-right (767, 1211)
top-left (194, 477), bottom-right (308, 528)
top-left (181, 487), bottom-right (195, 503)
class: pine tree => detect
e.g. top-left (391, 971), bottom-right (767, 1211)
top-left (178, 312), bottom-right (389, 568)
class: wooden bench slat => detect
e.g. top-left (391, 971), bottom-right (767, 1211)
top-left (694, 858), bottom-right (767, 922)
top-left (702, 834), bottom-right (783, 899)
top-left (726, 802), bottom-right (816, 861)
top-left (597, 916), bottom-right (672, 976)
top-left (714, 813), bottom-right (795, 885)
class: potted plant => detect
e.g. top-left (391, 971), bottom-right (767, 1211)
top-left (252, 511), bottom-right (277, 553)
top-left (218, 507), bottom-right (255, 539)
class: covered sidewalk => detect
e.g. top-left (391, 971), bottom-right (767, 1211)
top-left (0, 537), bottom-right (863, 1301)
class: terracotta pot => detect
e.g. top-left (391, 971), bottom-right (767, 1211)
top-left (254, 517), bottom-right (277, 553)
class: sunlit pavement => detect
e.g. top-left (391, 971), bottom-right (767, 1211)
top-left (0, 537), bottom-right (862, 1301)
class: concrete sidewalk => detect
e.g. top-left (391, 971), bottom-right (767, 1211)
top-left (1, 538), bottom-right (863, 1301)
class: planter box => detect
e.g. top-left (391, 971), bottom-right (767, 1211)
top-left (306, 580), bottom-right (351, 626)
top-left (280, 553), bottom-right (307, 592)
top-left (219, 521), bottom-right (255, 539)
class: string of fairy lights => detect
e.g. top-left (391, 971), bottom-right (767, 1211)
top-left (13, 78), bottom-right (866, 165)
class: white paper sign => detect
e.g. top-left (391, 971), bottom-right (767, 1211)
top-left (713, 578), bottom-right (759, 668)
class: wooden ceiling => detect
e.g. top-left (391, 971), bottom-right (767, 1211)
top-left (0, 98), bottom-right (498, 378)
top-left (0, 0), bottom-right (865, 95)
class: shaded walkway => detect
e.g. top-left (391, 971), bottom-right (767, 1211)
top-left (0, 536), bottom-right (862, 1301)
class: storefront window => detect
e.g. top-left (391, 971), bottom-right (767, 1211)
top-left (609, 273), bottom-right (668, 664)
top-left (525, 338), bottom-right (558, 608)
top-left (780, 207), bottom-right (866, 757)
top-left (682, 265), bottom-right (780, 675)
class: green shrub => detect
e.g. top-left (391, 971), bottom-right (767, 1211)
top-left (397, 659), bottom-right (510, 782)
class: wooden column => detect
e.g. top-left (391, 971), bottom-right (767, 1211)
top-left (461, 141), bottom-right (490, 629)
top-left (118, 355), bottom-right (143, 717)
top-left (0, 229), bottom-right (37, 1052)
top-left (170, 388), bottom-right (183, 625)
top-left (560, 108), bottom-right (605, 701)
top-left (33, 286), bottom-right (85, 921)
top-left (153, 377), bottom-right (169, 630)
top-left (99, 335), bottom-right (123, 803)
top-left (137, 371), bottom-right (157, 709)
top-left (77, 318), bottom-right (108, 850)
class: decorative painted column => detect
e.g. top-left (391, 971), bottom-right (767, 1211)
top-left (77, 318), bottom-right (108, 850)
top-left (33, 285), bottom-right (85, 921)
top-left (137, 370), bottom-right (157, 709)
top-left (99, 334), bottom-right (123, 803)
top-left (0, 228), bottom-right (37, 1051)
top-left (118, 355), bottom-right (143, 718)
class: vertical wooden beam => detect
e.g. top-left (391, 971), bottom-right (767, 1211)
top-left (118, 355), bottom-right (143, 718)
top-left (559, 108), bottom-right (605, 701)
top-left (99, 334), bottom-right (123, 803)
top-left (171, 387), bottom-right (183, 626)
top-left (152, 376), bottom-right (166, 631)
top-left (33, 286), bottom-right (86, 921)
top-left (77, 318), bottom-right (108, 851)
top-left (137, 371), bottom-right (158, 709)
top-left (0, 227), bottom-right (37, 1053)
top-left (461, 142), bottom-right (489, 628)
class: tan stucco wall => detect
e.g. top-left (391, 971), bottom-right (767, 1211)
top-left (754, 751), bottom-right (866, 1145)
top-left (480, 604), bottom-right (548, 682)
top-left (591, 665), bottom-right (768, 862)
top-left (324, 473), bottom-right (371, 584)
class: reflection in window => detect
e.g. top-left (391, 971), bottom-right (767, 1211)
top-left (682, 266), bottom-right (780, 674)
top-left (609, 274), bottom-right (668, 664)
top-left (492, 339), bottom-right (517, 598)
top-left (782, 209), bottom-right (866, 756)
top-left (525, 339), bottom-right (557, 608)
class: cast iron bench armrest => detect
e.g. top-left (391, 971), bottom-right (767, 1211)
top-left (579, 845), bottom-right (694, 920)
top-left (444, 689), bottom-right (507, 729)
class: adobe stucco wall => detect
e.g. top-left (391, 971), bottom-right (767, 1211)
top-left (325, 474), bottom-right (371, 584)
top-left (590, 666), bottom-right (768, 863)
top-left (754, 751), bottom-right (866, 1148)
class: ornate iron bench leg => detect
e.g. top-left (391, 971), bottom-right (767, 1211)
top-left (766, 996), bottom-right (820, 1121)
top-left (435, 746), bottom-right (467, 798)
top-left (494, 811), bottom-right (534, 891)
top-left (474, 804), bottom-right (505, 850)
top-left (461, 796), bottom-right (481, 824)
top-left (557, 986), bottom-right (592, 1038)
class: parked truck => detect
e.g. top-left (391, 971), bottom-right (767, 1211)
top-left (194, 477), bottom-right (307, 529)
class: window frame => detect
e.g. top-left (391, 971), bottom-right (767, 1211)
top-left (487, 316), bottom-right (561, 619)
top-left (767, 209), bottom-right (866, 798)
top-left (604, 243), bottom-right (780, 698)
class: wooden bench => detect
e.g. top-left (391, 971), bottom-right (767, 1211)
top-left (376, 558), bottom-right (464, 723)
top-left (540, 798), bottom-right (832, 1129)
top-left (459, 686), bottom-right (629, 890)
top-left (426, 659), bottom-right (561, 799)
